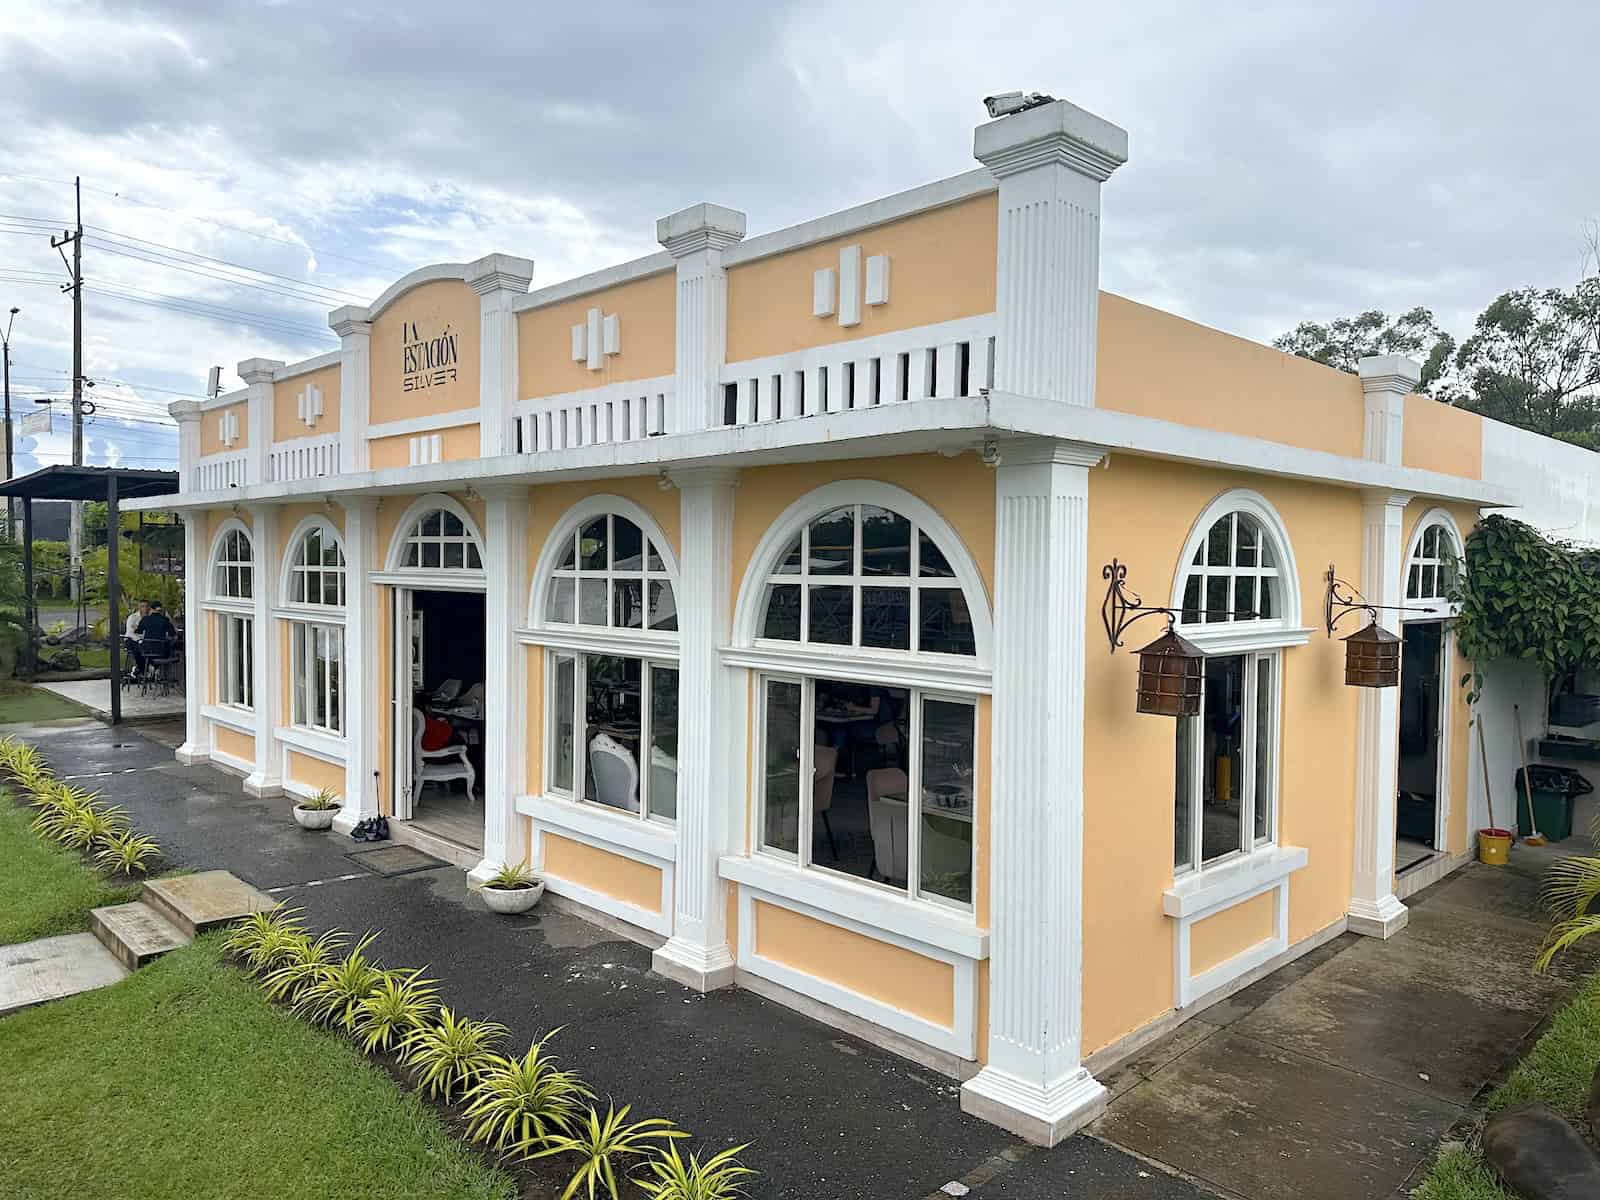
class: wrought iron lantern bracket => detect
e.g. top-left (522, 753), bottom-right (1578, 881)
top-left (1102, 559), bottom-right (1177, 652)
top-left (1324, 562), bottom-right (1438, 636)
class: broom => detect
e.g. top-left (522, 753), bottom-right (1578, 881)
top-left (1514, 704), bottom-right (1547, 846)
top-left (1477, 716), bottom-right (1501, 840)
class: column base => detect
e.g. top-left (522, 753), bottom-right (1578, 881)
top-left (960, 1065), bottom-right (1107, 1146)
top-left (1348, 894), bottom-right (1409, 939)
top-left (652, 937), bottom-right (736, 993)
top-left (175, 742), bottom-right (210, 766)
top-left (243, 773), bottom-right (283, 799)
top-left (466, 858), bottom-right (508, 890)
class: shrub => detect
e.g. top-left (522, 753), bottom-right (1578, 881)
top-left (59, 803), bottom-right (128, 851)
top-left (297, 787), bottom-right (341, 812)
top-left (354, 968), bottom-right (439, 1054)
top-left (461, 1030), bottom-right (592, 1154)
top-left (261, 929), bottom-right (347, 1004)
top-left (484, 861), bottom-right (539, 890)
top-left (400, 1007), bottom-right (507, 1101)
top-left (223, 906), bottom-right (304, 964)
top-left (93, 830), bottom-right (162, 875)
top-left (296, 932), bottom-right (384, 1030)
top-left (530, 1104), bottom-right (687, 1200)
top-left (635, 1143), bottom-right (756, 1200)
top-left (30, 791), bottom-right (91, 841)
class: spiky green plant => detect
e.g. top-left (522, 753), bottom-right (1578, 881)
top-left (400, 1006), bottom-right (507, 1100)
top-left (485, 861), bottom-right (538, 890)
top-left (29, 791), bottom-right (90, 840)
top-left (93, 830), bottom-right (162, 875)
top-left (222, 906), bottom-right (304, 964)
top-left (530, 1104), bottom-right (687, 1200)
top-left (28, 780), bottom-right (93, 812)
top-left (461, 1030), bottom-right (592, 1154)
top-left (354, 968), bottom-right (440, 1053)
top-left (635, 1143), bottom-right (756, 1200)
top-left (295, 932), bottom-right (384, 1029)
top-left (261, 929), bottom-right (348, 1003)
top-left (297, 786), bottom-right (341, 812)
top-left (1537, 815), bottom-right (1600, 971)
top-left (59, 803), bottom-right (128, 850)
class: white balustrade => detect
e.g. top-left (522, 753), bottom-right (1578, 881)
top-left (194, 449), bottom-right (247, 491)
top-left (511, 375), bottom-right (674, 453)
top-left (268, 433), bottom-right (340, 482)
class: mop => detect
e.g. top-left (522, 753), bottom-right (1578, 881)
top-left (1514, 704), bottom-right (1547, 846)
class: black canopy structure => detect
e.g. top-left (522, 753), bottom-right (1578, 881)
top-left (0, 466), bottom-right (180, 723)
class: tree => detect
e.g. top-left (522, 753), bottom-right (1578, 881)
top-left (1273, 307), bottom-right (1455, 392)
top-left (1441, 280), bottom-right (1600, 444)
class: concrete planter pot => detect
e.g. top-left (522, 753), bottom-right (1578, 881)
top-left (481, 880), bottom-right (545, 914)
top-left (292, 805), bottom-right (339, 831)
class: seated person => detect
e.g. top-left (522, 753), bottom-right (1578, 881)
top-left (135, 601), bottom-right (177, 657)
top-left (123, 599), bottom-right (151, 678)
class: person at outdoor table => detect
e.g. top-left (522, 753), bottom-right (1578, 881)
top-left (136, 601), bottom-right (176, 657)
top-left (123, 599), bottom-right (151, 679)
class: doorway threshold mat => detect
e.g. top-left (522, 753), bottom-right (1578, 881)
top-left (345, 845), bottom-right (449, 878)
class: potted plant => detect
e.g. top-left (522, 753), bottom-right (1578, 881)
top-left (293, 787), bottom-right (342, 831)
top-left (479, 861), bottom-right (545, 914)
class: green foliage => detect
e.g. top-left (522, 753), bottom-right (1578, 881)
top-left (1273, 307), bottom-right (1454, 392)
top-left (58, 802), bottom-right (128, 850)
top-left (296, 787), bottom-right (341, 812)
top-left (635, 1143), bottom-right (756, 1200)
top-left (485, 861), bottom-right (538, 890)
top-left (222, 906), bottom-right (305, 964)
top-left (461, 1030), bottom-right (593, 1154)
top-left (93, 830), bottom-right (162, 875)
top-left (400, 1006), bottom-right (507, 1101)
top-left (295, 931), bottom-right (384, 1029)
top-left (261, 929), bottom-right (348, 1004)
top-left (530, 1104), bottom-right (687, 1200)
top-left (354, 968), bottom-right (440, 1054)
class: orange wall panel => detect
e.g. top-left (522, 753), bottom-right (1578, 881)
top-left (369, 280), bottom-right (481, 424)
top-left (543, 833), bottom-right (662, 913)
top-left (1189, 891), bottom-right (1275, 976)
top-left (199, 402), bottom-right (249, 455)
top-left (1402, 394), bottom-right (1482, 479)
top-left (271, 364), bottom-right (342, 443)
top-left (517, 270), bottom-right (676, 398)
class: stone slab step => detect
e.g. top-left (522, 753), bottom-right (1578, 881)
top-left (142, 870), bottom-right (275, 938)
top-left (0, 932), bottom-right (129, 1015)
top-left (91, 901), bottom-right (189, 970)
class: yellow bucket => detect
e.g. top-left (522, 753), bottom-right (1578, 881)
top-left (1478, 829), bottom-right (1513, 866)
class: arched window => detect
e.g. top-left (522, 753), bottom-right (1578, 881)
top-left (543, 512), bottom-right (676, 631)
top-left (1178, 510), bottom-right (1283, 626)
top-left (281, 518), bottom-right (347, 736)
top-left (207, 522), bottom-right (255, 709)
top-left (733, 482), bottom-right (992, 914)
top-left (212, 526), bottom-right (254, 600)
top-left (286, 520), bottom-right (346, 608)
top-left (399, 508), bottom-right (483, 571)
top-left (1405, 515), bottom-right (1462, 605)
top-left (530, 499), bottom-right (681, 827)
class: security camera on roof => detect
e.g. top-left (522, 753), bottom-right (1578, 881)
top-left (983, 91), bottom-right (1057, 119)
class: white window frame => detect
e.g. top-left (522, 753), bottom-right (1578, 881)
top-left (375, 495), bottom-right (488, 593)
top-left (542, 511), bottom-right (676, 633)
top-left (283, 519), bottom-right (347, 610)
top-left (543, 649), bottom-right (679, 826)
top-left (1402, 509), bottom-right (1464, 618)
top-left (289, 620), bottom-right (344, 736)
top-left (218, 612), bottom-right (254, 711)
top-left (1170, 490), bottom-right (1308, 656)
top-left (211, 525), bottom-right (254, 601)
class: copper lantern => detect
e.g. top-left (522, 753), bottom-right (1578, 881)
top-left (1342, 620), bottom-right (1400, 688)
top-left (1135, 630), bottom-right (1205, 716)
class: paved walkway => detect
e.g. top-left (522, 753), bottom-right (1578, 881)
top-left (37, 678), bottom-right (185, 721)
top-left (12, 718), bottom-right (1597, 1199)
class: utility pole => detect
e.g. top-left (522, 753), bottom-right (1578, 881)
top-left (50, 177), bottom-right (83, 602)
top-left (1, 306), bottom-right (15, 541)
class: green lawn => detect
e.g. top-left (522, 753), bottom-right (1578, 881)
top-left (0, 937), bottom-right (515, 1200)
top-left (0, 792), bottom-right (141, 945)
top-left (1415, 971), bottom-right (1600, 1199)
top-left (0, 680), bottom-right (91, 724)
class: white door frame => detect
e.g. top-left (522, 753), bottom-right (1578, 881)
top-left (392, 585), bottom-right (414, 820)
top-left (1397, 615), bottom-right (1451, 856)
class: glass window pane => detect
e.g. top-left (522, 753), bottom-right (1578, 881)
top-left (304, 528), bottom-right (322, 563)
top-left (403, 542), bottom-right (419, 568)
top-left (1181, 576), bottom-right (1201, 625)
top-left (918, 531), bottom-right (955, 578)
top-left (557, 534), bottom-right (577, 570)
top-left (443, 540), bottom-right (464, 569)
top-left (328, 631), bottom-right (342, 733)
top-left (648, 666), bottom-right (678, 823)
top-left (579, 518), bottom-right (607, 570)
top-left (1258, 576), bottom-right (1277, 620)
top-left (1206, 516), bottom-right (1231, 566)
top-left (861, 587), bottom-right (910, 650)
top-left (585, 655), bottom-right (641, 812)
top-left (920, 699), bottom-right (975, 905)
top-left (1407, 564), bottom-right (1420, 599)
top-left (860, 506), bottom-right (910, 576)
top-left (775, 533), bottom-right (803, 575)
top-left (1236, 516), bottom-right (1258, 567)
top-left (613, 518), bottom-right (643, 571)
top-left (422, 512), bottom-right (443, 537)
top-left (421, 540), bottom-right (441, 569)
top-left (1175, 715), bottom-right (1195, 871)
top-left (579, 578), bottom-right (607, 626)
top-left (1260, 535), bottom-right (1276, 568)
top-left (809, 508), bottom-right (855, 575)
top-left (240, 567), bottom-right (252, 599)
top-left (648, 581), bottom-right (677, 631)
top-left (322, 573), bottom-right (341, 607)
top-left (1254, 656), bottom-right (1273, 842)
top-left (1205, 575), bottom-right (1228, 623)
top-left (613, 578), bottom-right (645, 629)
top-left (466, 543), bottom-right (482, 570)
top-left (762, 681), bottom-right (802, 855)
top-left (919, 587), bottom-right (976, 656)
top-left (548, 577), bottom-right (575, 624)
top-left (1423, 526), bottom-right (1438, 556)
top-left (441, 511), bottom-right (463, 537)
top-left (762, 584), bottom-right (800, 641)
top-left (552, 655), bottom-right (576, 792)
top-left (1420, 565), bottom-right (1436, 598)
top-left (1201, 655), bottom-right (1246, 863)
top-left (1234, 575), bottom-right (1256, 621)
top-left (807, 585), bottom-right (852, 645)
top-left (646, 539), bottom-right (664, 573)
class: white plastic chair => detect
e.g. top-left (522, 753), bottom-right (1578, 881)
top-left (649, 746), bottom-right (678, 817)
top-left (412, 709), bottom-right (476, 800)
top-left (589, 733), bottom-right (640, 812)
top-left (866, 767), bottom-right (909, 881)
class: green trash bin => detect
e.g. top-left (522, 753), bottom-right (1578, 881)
top-left (1514, 766), bottom-right (1591, 841)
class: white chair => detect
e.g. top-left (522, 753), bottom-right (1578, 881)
top-left (649, 746), bottom-right (678, 817)
top-left (866, 767), bottom-right (909, 881)
top-left (589, 733), bottom-right (640, 812)
top-left (430, 678), bottom-right (463, 705)
top-left (412, 709), bottom-right (476, 800)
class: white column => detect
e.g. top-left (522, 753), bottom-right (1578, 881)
top-left (175, 507), bottom-right (211, 766)
top-left (657, 203), bottom-right (746, 433)
top-left (335, 498), bottom-right (381, 835)
top-left (243, 504), bottom-right (282, 798)
top-left (962, 438), bottom-right (1106, 1146)
top-left (1359, 354), bottom-right (1421, 467)
top-left (470, 485), bottom-right (531, 884)
top-left (236, 359), bottom-right (281, 485)
top-left (653, 467), bottom-right (741, 991)
top-left (330, 309), bottom-right (372, 474)
top-left (171, 402), bottom-right (202, 494)
top-left (1348, 488), bottom-right (1412, 938)
top-left (467, 254), bottom-right (534, 459)
top-left (974, 99), bottom-right (1128, 408)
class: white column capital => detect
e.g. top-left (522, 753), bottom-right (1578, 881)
top-left (1358, 355), bottom-right (1420, 467)
top-left (330, 309), bottom-right (372, 339)
top-left (466, 253), bottom-right (534, 297)
top-left (668, 466), bottom-right (741, 491)
top-left (974, 98), bottom-right (1129, 182)
top-left (993, 437), bottom-right (1107, 471)
top-left (657, 203), bottom-right (747, 259)
top-left (1357, 354), bottom-right (1422, 397)
top-left (1361, 488), bottom-right (1414, 515)
top-left (235, 358), bottom-right (282, 387)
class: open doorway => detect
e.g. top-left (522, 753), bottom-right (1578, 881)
top-left (392, 587), bottom-right (487, 851)
top-left (1397, 620), bottom-right (1446, 873)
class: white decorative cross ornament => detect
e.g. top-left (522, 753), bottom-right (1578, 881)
top-left (813, 245), bottom-right (890, 326)
top-left (218, 409), bottom-right (240, 447)
top-left (570, 307), bottom-right (622, 371)
top-left (296, 382), bottom-right (324, 428)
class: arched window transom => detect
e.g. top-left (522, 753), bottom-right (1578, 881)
top-left (288, 522), bottom-right (346, 607)
top-left (213, 527), bottom-right (254, 599)
top-left (759, 504), bottom-right (975, 657)
top-left (1406, 522), bottom-right (1459, 602)
top-left (401, 509), bottom-right (483, 571)
top-left (545, 514), bottom-right (676, 632)
top-left (1179, 511), bottom-right (1283, 626)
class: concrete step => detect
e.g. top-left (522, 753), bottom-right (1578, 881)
top-left (0, 933), bottom-right (129, 1015)
top-left (142, 870), bottom-right (275, 938)
top-left (388, 819), bottom-right (480, 871)
top-left (90, 901), bottom-right (189, 970)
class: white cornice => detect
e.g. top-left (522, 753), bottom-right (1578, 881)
top-left (973, 100), bottom-right (1129, 182)
top-left (272, 350), bottom-right (342, 382)
top-left (656, 203), bottom-right (747, 259)
top-left (513, 253), bottom-right (676, 314)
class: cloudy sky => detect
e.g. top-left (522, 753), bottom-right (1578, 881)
top-left (0, 0), bottom-right (1594, 473)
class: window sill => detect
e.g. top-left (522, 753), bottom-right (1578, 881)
top-left (1174, 624), bottom-right (1312, 655)
top-left (202, 703), bottom-right (255, 734)
top-left (201, 599), bottom-right (254, 616)
top-left (515, 625), bottom-right (680, 658)
top-left (275, 724), bottom-right (346, 761)
top-left (719, 853), bottom-right (988, 961)
top-left (275, 606), bottom-right (348, 624)
top-left (518, 792), bottom-right (676, 863)
top-left (719, 644), bottom-right (992, 695)
top-left (1163, 844), bottom-right (1308, 920)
